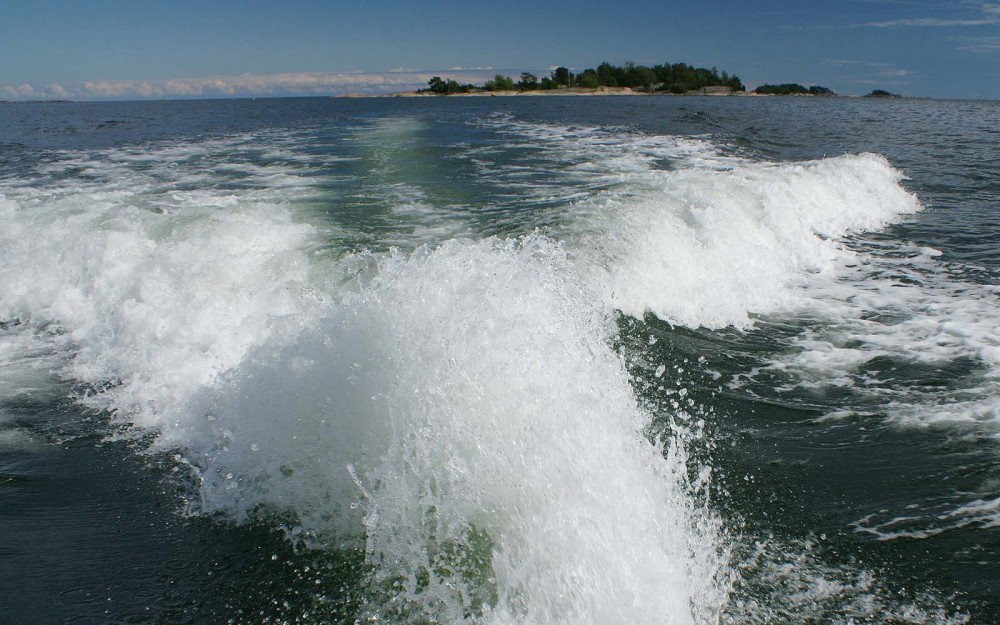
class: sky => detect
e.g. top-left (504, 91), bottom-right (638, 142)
top-left (1, 0), bottom-right (998, 101)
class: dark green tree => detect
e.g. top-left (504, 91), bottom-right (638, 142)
top-left (517, 72), bottom-right (539, 90)
top-left (576, 70), bottom-right (601, 88)
top-left (596, 62), bottom-right (619, 87)
top-left (426, 76), bottom-right (473, 94)
top-left (427, 76), bottom-right (446, 93)
top-left (536, 60), bottom-right (745, 93)
top-left (754, 83), bottom-right (809, 94)
top-left (484, 74), bottom-right (515, 91)
top-left (552, 66), bottom-right (573, 86)
top-left (623, 62), bottom-right (656, 91)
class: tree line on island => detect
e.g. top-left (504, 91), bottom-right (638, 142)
top-left (424, 61), bottom-right (746, 94)
top-left (422, 62), bottom-right (900, 98)
top-left (751, 84), bottom-right (898, 97)
top-left (753, 83), bottom-right (834, 95)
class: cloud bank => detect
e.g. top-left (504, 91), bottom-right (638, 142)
top-left (0, 69), bottom-right (499, 101)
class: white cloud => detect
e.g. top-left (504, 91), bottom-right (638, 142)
top-left (861, 16), bottom-right (997, 26)
top-left (46, 82), bottom-right (68, 98)
top-left (824, 59), bottom-right (913, 76)
top-left (852, 2), bottom-right (1000, 26)
top-left (957, 35), bottom-right (1000, 51)
top-left (0, 69), bottom-right (500, 101)
top-left (822, 59), bottom-right (915, 86)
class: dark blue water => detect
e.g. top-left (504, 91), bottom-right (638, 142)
top-left (1, 96), bottom-right (997, 624)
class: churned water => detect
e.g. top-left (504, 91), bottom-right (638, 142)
top-left (0, 95), bottom-right (997, 624)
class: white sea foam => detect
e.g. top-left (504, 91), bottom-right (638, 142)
top-left (0, 118), bottom-right (963, 623)
top-left (745, 240), bottom-right (1000, 430)
top-left (169, 236), bottom-right (728, 624)
top-left (725, 536), bottom-right (970, 625)
top-left (353, 116), bottom-right (476, 246)
top-left (463, 118), bottom-right (736, 222)
top-left (853, 495), bottom-right (1000, 541)
top-left (0, 148), bottom-right (326, 435)
top-left (0, 135), bottom-right (728, 624)
top-left (475, 117), bottom-right (922, 329)
top-left (474, 121), bottom-right (998, 433)
top-left (574, 153), bottom-right (921, 328)
top-left (0, 322), bottom-right (68, 405)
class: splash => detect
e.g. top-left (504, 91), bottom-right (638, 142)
top-left (177, 237), bottom-right (728, 624)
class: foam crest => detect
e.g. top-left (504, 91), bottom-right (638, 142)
top-left (474, 118), bottom-right (921, 329)
top-left (0, 191), bottom-right (322, 435)
top-left (499, 117), bottom-right (999, 435)
top-left (175, 236), bottom-right (727, 624)
top-left (4, 132), bottom-right (730, 618)
top-left (574, 153), bottom-right (921, 328)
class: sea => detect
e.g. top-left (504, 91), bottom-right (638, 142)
top-left (0, 95), bottom-right (998, 625)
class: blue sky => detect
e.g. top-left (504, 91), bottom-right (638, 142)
top-left (1, 0), bottom-right (997, 100)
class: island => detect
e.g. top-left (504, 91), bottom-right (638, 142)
top-left (339, 61), bottom-right (906, 99)
top-left (864, 89), bottom-right (901, 98)
top-left (412, 62), bottom-right (747, 96)
top-left (753, 83), bottom-right (835, 95)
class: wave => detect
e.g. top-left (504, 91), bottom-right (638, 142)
top-left (572, 152), bottom-right (921, 328)
top-left (0, 157), bottom-right (727, 623)
top-left (179, 237), bottom-right (728, 623)
top-left (472, 117), bottom-right (922, 329)
top-left (478, 120), bottom-right (1000, 436)
top-left (0, 118), bottom-right (951, 623)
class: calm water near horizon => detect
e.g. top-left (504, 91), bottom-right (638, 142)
top-left (1, 95), bottom-right (998, 624)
